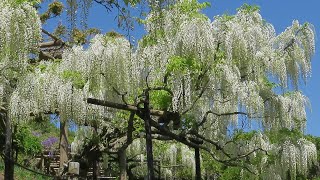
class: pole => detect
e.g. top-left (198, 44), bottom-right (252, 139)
top-left (4, 111), bottom-right (14, 180)
top-left (143, 90), bottom-right (155, 180)
top-left (195, 147), bottom-right (201, 180)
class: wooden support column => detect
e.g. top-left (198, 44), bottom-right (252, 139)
top-left (92, 125), bottom-right (99, 180)
top-left (143, 90), bottom-right (155, 180)
top-left (4, 111), bottom-right (14, 180)
top-left (119, 149), bottom-right (127, 180)
top-left (59, 120), bottom-right (69, 174)
top-left (195, 147), bottom-right (201, 180)
top-left (190, 137), bottom-right (203, 180)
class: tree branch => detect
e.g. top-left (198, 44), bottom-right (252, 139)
top-left (119, 112), bottom-right (135, 151)
top-left (39, 28), bottom-right (70, 49)
top-left (148, 117), bottom-right (258, 174)
top-left (188, 130), bottom-right (231, 158)
top-left (112, 87), bottom-right (128, 105)
top-left (228, 148), bottom-right (268, 162)
top-left (182, 79), bottom-right (209, 115)
top-left (149, 86), bottom-right (173, 96)
top-left (41, 29), bottom-right (60, 41)
top-left (198, 111), bottom-right (247, 127)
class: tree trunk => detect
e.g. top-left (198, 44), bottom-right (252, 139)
top-left (195, 147), bottom-right (201, 180)
top-left (144, 90), bottom-right (155, 180)
top-left (59, 120), bottom-right (69, 174)
top-left (4, 112), bottom-right (14, 180)
top-left (119, 149), bottom-right (127, 180)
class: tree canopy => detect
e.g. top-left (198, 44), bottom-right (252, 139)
top-left (0, 0), bottom-right (318, 180)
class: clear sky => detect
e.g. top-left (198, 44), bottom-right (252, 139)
top-left (45, 0), bottom-right (320, 135)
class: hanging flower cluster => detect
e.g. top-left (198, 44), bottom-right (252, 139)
top-left (0, 0), bottom-right (41, 77)
top-left (225, 131), bottom-right (317, 179)
top-left (261, 138), bottom-right (317, 180)
top-left (0, 0), bottom-right (41, 109)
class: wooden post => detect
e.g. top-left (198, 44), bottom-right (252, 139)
top-left (143, 90), bottom-right (155, 180)
top-left (59, 120), bottom-right (69, 174)
top-left (4, 111), bottom-right (14, 180)
top-left (41, 154), bottom-right (44, 171)
top-left (92, 125), bottom-right (99, 180)
top-left (195, 147), bottom-right (201, 180)
top-left (158, 161), bottom-right (161, 180)
top-left (92, 152), bottom-right (98, 180)
top-left (119, 149), bottom-right (127, 180)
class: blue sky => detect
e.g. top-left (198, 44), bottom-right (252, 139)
top-left (44, 0), bottom-right (320, 135)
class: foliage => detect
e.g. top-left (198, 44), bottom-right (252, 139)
top-left (14, 124), bottom-right (42, 155)
top-left (237, 4), bottom-right (260, 13)
top-left (0, 159), bottom-right (51, 179)
top-left (172, 0), bottom-right (210, 19)
top-left (61, 70), bottom-right (86, 89)
top-left (13, 0), bottom-right (41, 6)
top-left (49, 1), bottom-right (64, 16)
top-left (220, 167), bottom-right (242, 180)
top-left (72, 28), bottom-right (87, 45)
top-left (123, 0), bottom-right (141, 6)
top-left (150, 90), bottom-right (172, 110)
top-left (233, 129), bottom-right (258, 141)
top-left (267, 128), bottom-right (303, 144)
top-left (40, 1), bottom-right (64, 22)
top-left (166, 55), bottom-right (201, 75)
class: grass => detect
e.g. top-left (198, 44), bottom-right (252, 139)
top-left (0, 158), bottom-right (52, 180)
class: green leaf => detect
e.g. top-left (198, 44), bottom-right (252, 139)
top-left (150, 90), bottom-right (172, 110)
top-left (166, 55), bottom-right (201, 74)
top-left (237, 3), bottom-right (260, 13)
top-left (61, 70), bottom-right (86, 89)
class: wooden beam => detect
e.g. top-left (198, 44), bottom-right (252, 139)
top-left (87, 98), bottom-right (164, 117)
top-left (39, 40), bottom-right (63, 48)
